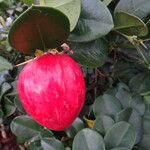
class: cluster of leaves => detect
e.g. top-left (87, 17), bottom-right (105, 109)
top-left (0, 0), bottom-right (150, 149)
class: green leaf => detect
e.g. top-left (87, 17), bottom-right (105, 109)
top-left (114, 12), bottom-right (148, 37)
top-left (129, 72), bottom-right (150, 94)
top-left (116, 87), bottom-right (145, 116)
top-left (130, 95), bottom-right (145, 116)
top-left (41, 138), bottom-right (64, 150)
top-left (93, 94), bottom-right (122, 118)
top-left (115, 108), bottom-right (132, 122)
top-left (8, 6), bottom-right (70, 54)
top-left (144, 95), bottom-right (150, 110)
top-left (0, 82), bottom-right (12, 99)
top-left (101, 0), bottom-right (113, 6)
top-left (69, 38), bottom-right (108, 68)
top-left (22, 0), bottom-right (34, 5)
top-left (147, 20), bottom-right (150, 34)
top-left (93, 115), bottom-right (115, 136)
top-left (143, 111), bottom-right (150, 134)
top-left (115, 86), bottom-right (132, 108)
top-left (104, 121), bottom-right (136, 149)
top-left (10, 115), bottom-right (53, 143)
top-left (140, 134), bottom-right (150, 150)
top-left (115, 0), bottom-right (150, 19)
top-left (28, 138), bottom-right (65, 150)
top-left (14, 96), bottom-right (26, 114)
top-left (114, 60), bottom-right (140, 83)
top-left (110, 148), bottom-right (129, 150)
top-left (39, 128), bottom-right (53, 138)
top-left (0, 56), bottom-right (13, 72)
top-left (73, 128), bottom-right (105, 150)
top-left (65, 117), bottom-right (84, 138)
top-left (39, 0), bottom-right (81, 31)
top-left (0, 109), bottom-right (3, 124)
top-left (2, 96), bottom-right (16, 117)
top-left (128, 110), bottom-right (142, 144)
top-left (68, 0), bottom-right (114, 42)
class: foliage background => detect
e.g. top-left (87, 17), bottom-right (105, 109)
top-left (0, 0), bottom-right (150, 150)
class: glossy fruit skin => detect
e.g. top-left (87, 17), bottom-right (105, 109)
top-left (17, 54), bottom-right (85, 131)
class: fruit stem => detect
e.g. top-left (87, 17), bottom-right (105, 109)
top-left (14, 58), bottom-right (34, 67)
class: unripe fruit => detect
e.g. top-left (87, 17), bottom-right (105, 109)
top-left (17, 54), bottom-right (85, 131)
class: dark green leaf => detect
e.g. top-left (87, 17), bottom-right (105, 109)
top-left (0, 82), bottom-right (12, 99)
top-left (39, 128), bottom-right (53, 138)
top-left (114, 12), bottom-right (148, 37)
top-left (10, 115), bottom-right (48, 143)
top-left (8, 6), bottom-right (70, 54)
top-left (69, 38), bottom-right (108, 68)
top-left (115, 108), bottom-right (132, 122)
top-left (128, 110), bottom-right (142, 144)
top-left (93, 115), bottom-right (115, 136)
top-left (130, 95), bottom-right (145, 116)
top-left (0, 109), bottom-right (3, 124)
top-left (73, 128), bottom-right (105, 150)
top-left (39, 0), bottom-right (81, 31)
top-left (140, 134), bottom-right (150, 150)
top-left (0, 56), bottom-right (13, 72)
top-left (22, 0), bottom-right (34, 5)
top-left (65, 117), bottom-right (84, 138)
top-left (68, 0), bottom-right (113, 42)
top-left (101, 0), bottom-right (113, 6)
top-left (115, 85), bottom-right (132, 108)
top-left (115, 0), bottom-right (150, 19)
top-left (110, 148), bottom-right (130, 150)
top-left (14, 96), bottom-right (26, 114)
top-left (143, 111), bottom-right (150, 134)
top-left (28, 138), bottom-right (65, 150)
top-left (129, 72), bottom-right (150, 94)
top-left (93, 94), bottom-right (122, 118)
top-left (41, 138), bottom-right (64, 150)
top-left (2, 96), bottom-right (16, 117)
top-left (143, 95), bottom-right (150, 110)
top-left (114, 60), bottom-right (140, 83)
top-left (104, 121), bottom-right (136, 149)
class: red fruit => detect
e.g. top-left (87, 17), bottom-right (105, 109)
top-left (17, 54), bottom-right (85, 131)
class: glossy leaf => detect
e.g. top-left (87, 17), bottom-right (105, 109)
top-left (65, 117), bottom-right (84, 138)
top-left (104, 121), bottom-right (136, 149)
top-left (93, 94), bottom-right (122, 118)
top-left (116, 87), bottom-right (132, 108)
top-left (39, 0), bottom-right (81, 31)
top-left (41, 138), bottom-right (64, 150)
top-left (101, 0), bottom-right (113, 6)
top-left (14, 96), bottom-right (26, 114)
top-left (8, 6), bottom-right (70, 54)
top-left (143, 111), bottom-right (150, 134)
top-left (110, 148), bottom-right (130, 150)
top-left (68, 0), bottom-right (114, 42)
top-left (0, 56), bottom-right (13, 72)
top-left (115, 0), bottom-right (150, 19)
top-left (0, 82), bottom-right (12, 99)
top-left (93, 115), bottom-right (115, 136)
top-left (115, 108), bottom-right (132, 122)
top-left (2, 96), bottom-right (16, 117)
top-left (69, 38), bottom-right (108, 68)
top-left (128, 110), bottom-right (142, 144)
top-left (22, 0), bottom-right (34, 5)
top-left (140, 134), bottom-right (150, 150)
top-left (10, 115), bottom-right (53, 143)
top-left (129, 72), bottom-right (150, 94)
top-left (114, 60), bottom-right (140, 83)
top-left (114, 12), bottom-right (148, 37)
top-left (28, 138), bottom-right (64, 150)
top-left (73, 128), bottom-right (105, 150)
